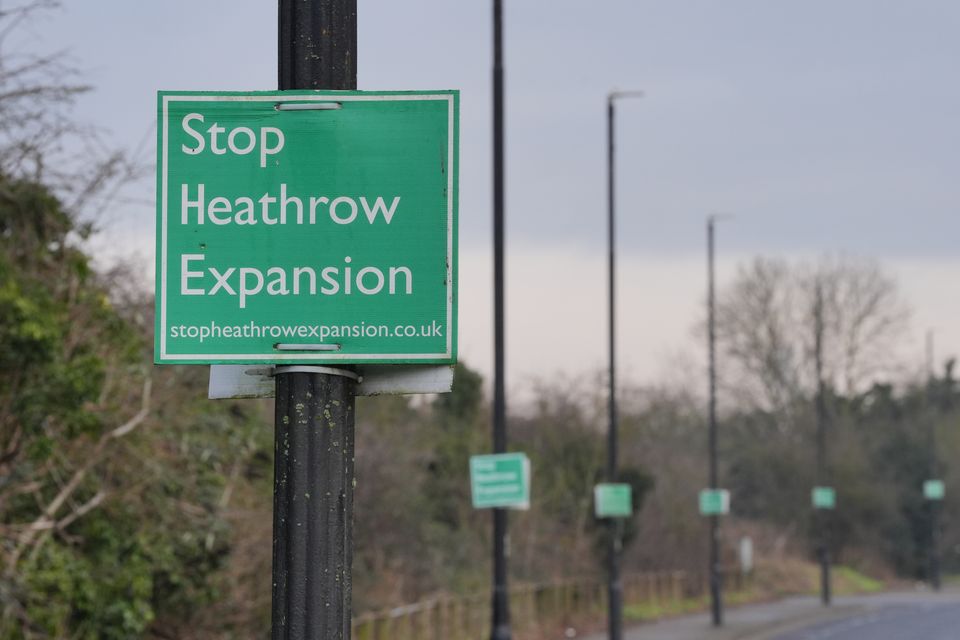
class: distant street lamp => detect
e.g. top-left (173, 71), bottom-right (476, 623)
top-left (812, 282), bottom-right (832, 606)
top-left (606, 89), bottom-right (642, 640)
top-left (925, 329), bottom-right (941, 592)
top-left (706, 213), bottom-right (732, 627)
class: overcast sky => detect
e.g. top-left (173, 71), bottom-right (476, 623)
top-left (26, 1), bottom-right (960, 390)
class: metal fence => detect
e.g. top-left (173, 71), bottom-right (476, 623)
top-left (352, 569), bottom-right (749, 640)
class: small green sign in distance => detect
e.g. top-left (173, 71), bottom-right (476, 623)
top-left (594, 483), bottom-right (633, 518)
top-left (699, 489), bottom-right (730, 516)
top-left (812, 486), bottom-right (836, 510)
top-left (155, 90), bottom-right (459, 364)
top-left (924, 479), bottom-right (945, 501)
top-left (469, 453), bottom-right (530, 510)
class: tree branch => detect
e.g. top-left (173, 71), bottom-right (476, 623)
top-left (6, 375), bottom-right (151, 572)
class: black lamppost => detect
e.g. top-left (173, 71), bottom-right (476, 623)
top-left (706, 213), bottom-right (732, 627)
top-left (926, 329), bottom-right (942, 592)
top-left (812, 282), bottom-right (832, 606)
top-left (491, 1), bottom-right (510, 638)
top-left (606, 89), bottom-right (642, 640)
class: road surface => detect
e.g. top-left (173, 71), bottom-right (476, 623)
top-left (582, 589), bottom-right (960, 640)
top-left (772, 592), bottom-right (960, 640)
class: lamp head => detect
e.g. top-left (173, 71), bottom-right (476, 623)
top-left (608, 89), bottom-right (645, 103)
top-left (708, 212), bottom-right (735, 224)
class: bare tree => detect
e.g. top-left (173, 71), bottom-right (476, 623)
top-left (715, 255), bottom-right (909, 412)
top-left (801, 257), bottom-right (910, 396)
top-left (0, 0), bottom-right (145, 226)
top-left (714, 257), bottom-right (804, 411)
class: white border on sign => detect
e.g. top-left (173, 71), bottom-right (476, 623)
top-left (159, 93), bottom-right (456, 362)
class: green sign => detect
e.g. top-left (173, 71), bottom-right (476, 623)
top-left (699, 489), bottom-right (730, 516)
top-left (155, 91), bottom-right (459, 364)
top-left (812, 486), bottom-right (836, 510)
top-left (594, 483), bottom-right (633, 518)
top-left (924, 479), bottom-right (945, 501)
top-left (469, 453), bottom-right (530, 510)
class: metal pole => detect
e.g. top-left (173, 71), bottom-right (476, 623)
top-left (606, 95), bottom-right (623, 640)
top-left (604, 90), bottom-right (640, 640)
top-left (814, 283), bottom-right (831, 606)
top-left (707, 216), bottom-right (723, 626)
top-left (926, 330), bottom-right (941, 591)
top-left (931, 500), bottom-right (941, 590)
top-left (490, 1), bottom-right (511, 638)
top-left (274, 2), bottom-right (357, 639)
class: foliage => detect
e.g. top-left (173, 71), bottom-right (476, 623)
top-left (0, 169), bottom-right (273, 639)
